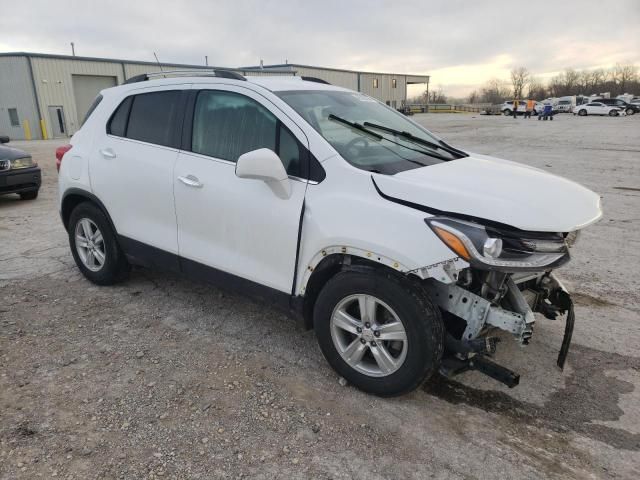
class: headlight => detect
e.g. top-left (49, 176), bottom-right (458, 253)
top-left (425, 217), bottom-right (570, 271)
top-left (9, 157), bottom-right (36, 169)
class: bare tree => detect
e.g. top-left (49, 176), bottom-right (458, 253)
top-left (510, 67), bottom-right (530, 99)
top-left (468, 90), bottom-right (479, 104)
top-left (427, 86), bottom-right (447, 104)
top-left (613, 63), bottom-right (638, 93)
top-left (527, 76), bottom-right (546, 99)
top-left (480, 78), bottom-right (511, 104)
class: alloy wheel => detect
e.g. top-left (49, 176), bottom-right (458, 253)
top-left (75, 218), bottom-right (106, 272)
top-left (330, 294), bottom-right (408, 377)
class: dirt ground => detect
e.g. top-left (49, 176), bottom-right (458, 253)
top-left (1, 112), bottom-right (639, 479)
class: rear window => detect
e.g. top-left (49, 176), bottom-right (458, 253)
top-left (82, 94), bottom-right (103, 126)
top-left (107, 90), bottom-right (182, 148)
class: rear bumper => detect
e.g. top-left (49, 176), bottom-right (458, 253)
top-left (0, 167), bottom-right (41, 195)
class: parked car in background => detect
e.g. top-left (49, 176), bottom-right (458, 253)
top-left (554, 100), bottom-right (573, 113)
top-left (500, 100), bottom-right (543, 116)
top-left (0, 136), bottom-right (41, 200)
top-left (57, 73), bottom-right (601, 396)
top-left (593, 98), bottom-right (638, 115)
top-left (573, 102), bottom-right (621, 116)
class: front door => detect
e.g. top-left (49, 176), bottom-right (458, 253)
top-left (174, 85), bottom-right (308, 293)
top-left (48, 106), bottom-right (67, 138)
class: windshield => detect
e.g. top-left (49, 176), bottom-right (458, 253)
top-left (276, 90), bottom-right (462, 174)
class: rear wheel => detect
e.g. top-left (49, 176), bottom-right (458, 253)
top-left (19, 190), bottom-right (38, 200)
top-left (578, 109), bottom-right (587, 116)
top-left (625, 108), bottom-right (634, 115)
top-left (503, 109), bottom-right (512, 116)
top-left (68, 202), bottom-right (130, 285)
top-left (314, 269), bottom-right (443, 396)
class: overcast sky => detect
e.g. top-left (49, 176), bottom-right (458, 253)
top-left (1, 0), bottom-right (638, 98)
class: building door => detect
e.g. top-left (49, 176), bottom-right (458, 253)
top-left (72, 74), bottom-right (117, 130)
top-left (48, 106), bottom-right (67, 138)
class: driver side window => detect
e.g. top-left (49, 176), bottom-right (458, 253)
top-left (191, 90), bottom-right (303, 177)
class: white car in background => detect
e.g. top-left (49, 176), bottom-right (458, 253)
top-left (500, 101), bottom-right (543, 116)
top-left (57, 72), bottom-right (602, 396)
top-left (573, 102), bottom-right (622, 116)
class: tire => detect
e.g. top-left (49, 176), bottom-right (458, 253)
top-left (313, 268), bottom-right (444, 397)
top-left (578, 109), bottom-right (587, 116)
top-left (625, 108), bottom-right (634, 115)
top-left (503, 109), bottom-right (511, 116)
top-left (68, 202), bottom-right (130, 285)
top-left (609, 110), bottom-right (618, 117)
top-left (19, 190), bottom-right (38, 200)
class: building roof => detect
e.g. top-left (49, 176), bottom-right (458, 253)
top-left (243, 62), bottom-right (429, 80)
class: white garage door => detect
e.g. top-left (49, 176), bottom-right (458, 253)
top-left (72, 74), bottom-right (117, 127)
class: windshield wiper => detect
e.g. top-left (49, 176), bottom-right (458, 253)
top-left (328, 114), bottom-right (449, 162)
top-left (328, 114), bottom-right (383, 140)
top-left (362, 122), bottom-right (467, 158)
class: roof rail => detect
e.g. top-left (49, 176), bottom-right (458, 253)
top-left (124, 69), bottom-right (248, 84)
top-left (123, 67), bottom-right (297, 84)
top-left (300, 76), bottom-right (331, 85)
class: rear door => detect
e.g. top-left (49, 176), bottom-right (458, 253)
top-left (174, 85), bottom-right (308, 293)
top-left (90, 87), bottom-right (187, 260)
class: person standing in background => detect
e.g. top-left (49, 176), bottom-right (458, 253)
top-left (525, 98), bottom-right (535, 119)
top-left (513, 99), bottom-right (519, 119)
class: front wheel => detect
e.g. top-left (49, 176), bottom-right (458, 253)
top-left (19, 190), bottom-right (38, 200)
top-left (503, 109), bottom-right (512, 116)
top-left (625, 108), bottom-right (634, 115)
top-left (609, 110), bottom-right (619, 116)
top-left (314, 269), bottom-right (443, 396)
top-left (578, 109), bottom-right (587, 116)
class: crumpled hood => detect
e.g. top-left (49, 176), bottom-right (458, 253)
top-left (374, 153), bottom-right (602, 232)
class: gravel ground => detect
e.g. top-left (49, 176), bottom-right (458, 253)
top-left (1, 112), bottom-right (639, 479)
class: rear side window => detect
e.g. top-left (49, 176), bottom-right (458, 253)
top-left (108, 96), bottom-right (132, 137)
top-left (82, 94), bottom-right (103, 127)
top-left (191, 90), bottom-right (304, 177)
top-left (107, 90), bottom-right (182, 148)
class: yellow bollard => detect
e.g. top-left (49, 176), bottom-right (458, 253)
top-left (40, 119), bottom-right (48, 140)
top-left (23, 120), bottom-right (32, 140)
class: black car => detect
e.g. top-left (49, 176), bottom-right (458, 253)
top-left (0, 136), bottom-right (41, 200)
top-left (594, 98), bottom-right (638, 115)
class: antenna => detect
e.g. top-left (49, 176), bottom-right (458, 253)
top-left (153, 52), bottom-right (166, 78)
top-left (205, 55), bottom-right (208, 66)
top-left (70, 42), bottom-right (75, 56)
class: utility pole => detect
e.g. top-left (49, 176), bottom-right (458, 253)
top-left (205, 56), bottom-right (208, 66)
top-left (71, 42), bottom-right (75, 56)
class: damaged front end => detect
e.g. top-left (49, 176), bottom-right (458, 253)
top-left (419, 217), bottom-right (579, 388)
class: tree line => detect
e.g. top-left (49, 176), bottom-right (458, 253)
top-left (468, 64), bottom-right (639, 104)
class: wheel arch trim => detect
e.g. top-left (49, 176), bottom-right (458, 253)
top-left (60, 188), bottom-right (118, 234)
top-left (299, 246), bottom-right (412, 296)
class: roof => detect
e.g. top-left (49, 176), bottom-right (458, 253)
top-left (243, 62), bottom-right (429, 79)
top-left (0, 51), bottom-right (290, 74)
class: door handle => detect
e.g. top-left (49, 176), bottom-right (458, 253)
top-left (178, 175), bottom-right (203, 188)
top-left (100, 148), bottom-right (116, 159)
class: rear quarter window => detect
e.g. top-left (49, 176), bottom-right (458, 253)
top-left (82, 94), bottom-right (103, 127)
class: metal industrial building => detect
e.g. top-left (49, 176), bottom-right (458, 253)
top-left (0, 52), bottom-right (429, 140)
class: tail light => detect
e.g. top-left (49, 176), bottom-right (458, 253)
top-left (55, 144), bottom-right (72, 172)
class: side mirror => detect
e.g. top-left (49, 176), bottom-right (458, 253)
top-left (235, 148), bottom-right (291, 199)
top-left (0, 135), bottom-right (9, 144)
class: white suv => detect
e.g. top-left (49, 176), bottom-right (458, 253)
top-left (58, 71), bottom-right (602, 396)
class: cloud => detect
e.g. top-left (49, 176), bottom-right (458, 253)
top-left (1, 0), bottom-right (638, 98)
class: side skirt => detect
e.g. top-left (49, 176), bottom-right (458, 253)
top-left (118, 235), bottom-right (301, 318)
